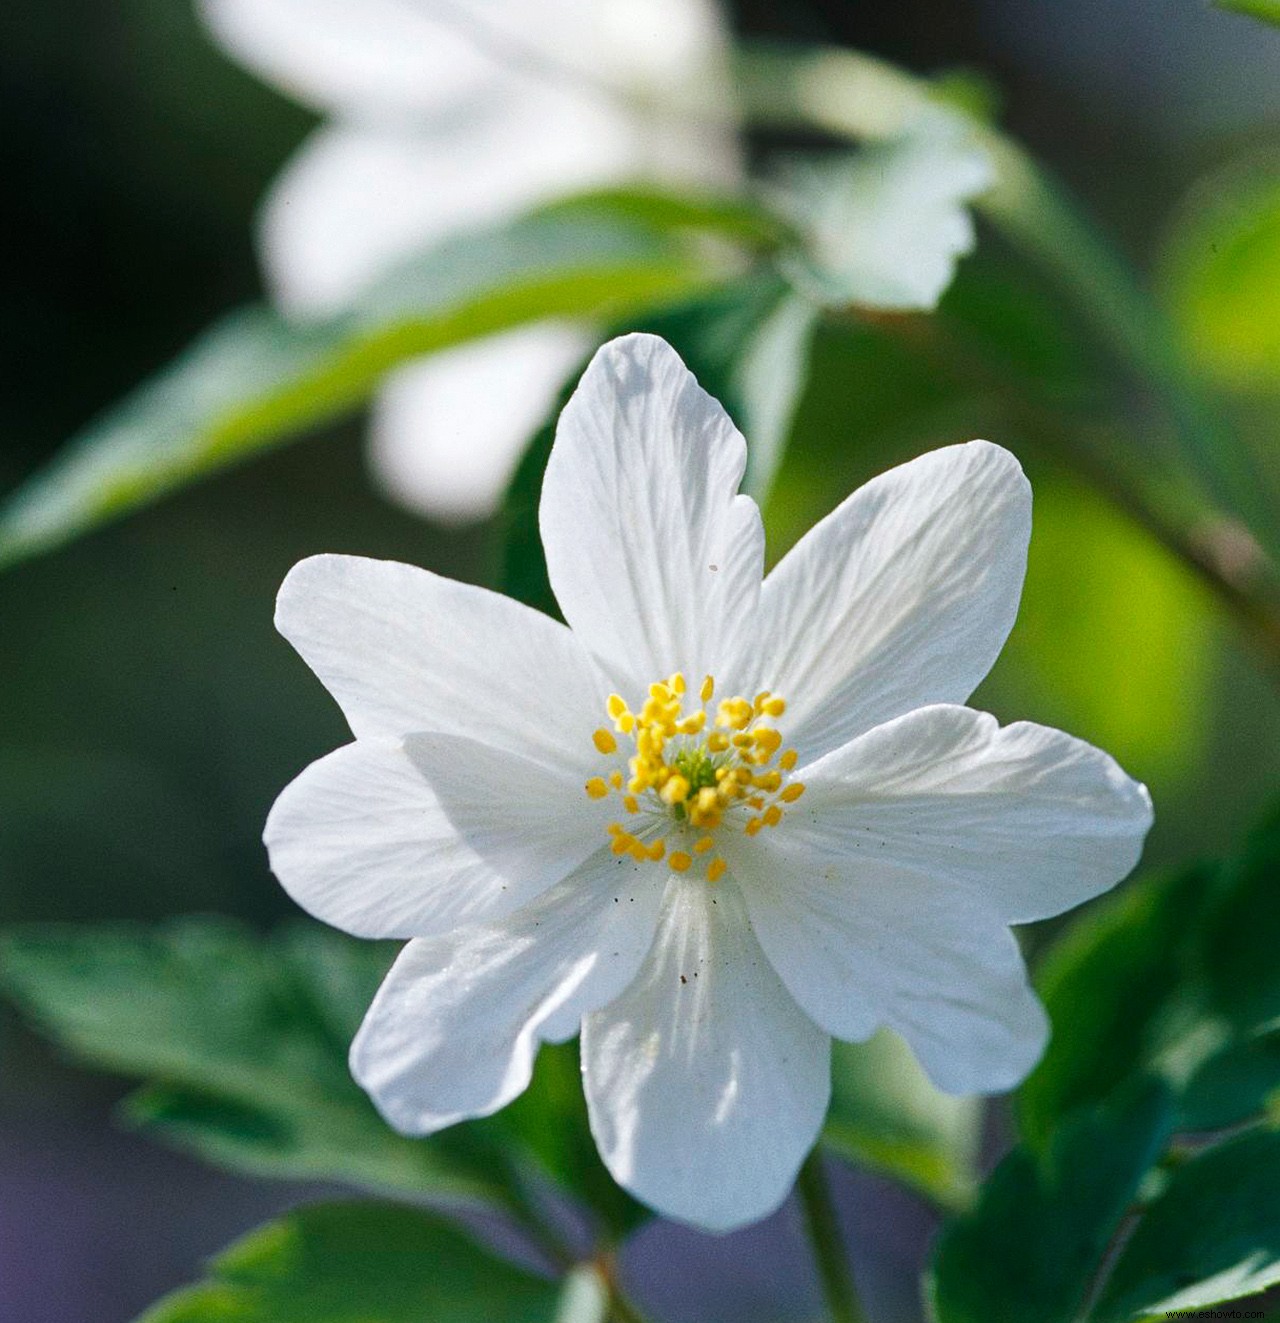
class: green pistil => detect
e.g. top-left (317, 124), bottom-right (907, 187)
top-left (672, 747), bottom-right (720, 797)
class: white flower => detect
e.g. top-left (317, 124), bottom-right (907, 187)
top-left (198, 0), bottom-right (739, 520)
top-left (265, 332), bottom-right (1153, 1232)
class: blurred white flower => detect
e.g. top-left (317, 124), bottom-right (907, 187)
top-left (198, 0), bottom-right (739, 519)
top-left (265, 333), bottom-right (1152, 1231)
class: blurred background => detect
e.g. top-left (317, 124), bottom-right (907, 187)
top-left (2, 2), bottom-right (1279, 1320)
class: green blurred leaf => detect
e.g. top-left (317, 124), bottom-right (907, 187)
top-left (1092, 1129), bottom-right (1280, 1320)
top-left (1198, 805), bottom-right (1280, 1033)
top-left (0, 205), bottom-right (721, 569)
top-left (135, 1201), bottom-right (561, 1323)
top-left (1016, 866), bottom-right (1211, 1151)
top-left (0, 917), bottom-right (507, 1209)
top-left (1162, 162), bottom-right (1280, 390)
top-left (1019, 806), bottom-right (1280, 1149)
top-left (1216, 0), bottom-right (1280, 26)
top-left (927, 1081), bottom-right (1175, 1323)
top-left (822, 1029), bottom-right (981, 1211)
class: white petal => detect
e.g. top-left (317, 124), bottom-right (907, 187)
top-left (265, 737), bottom-right (597, 939)
top-left (350, 854), bottom-right (665, 1133)
top-left (736, 846), bottom-right (1048, 1095)
top-left (540, 334), bottom-right (765, 694)
top-left (797, 704), bottom-right (1153, 923)
top-left (367, 326), bottom-right (591, 522)
top-left (274, 553), bottom-right (608, 760)
top-left (582, 874), bottom-right (830, 1232)
top-left (737, 441), bottom-right (1031, 763)
top-left (198, 0), bottom-right (507, 121)
top-left (257, 86), bottom-right (683, 318)
top-left (199, 0), bottom-right (737, 129)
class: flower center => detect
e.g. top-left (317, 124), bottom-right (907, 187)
top-left (583, 672), bottom-right (806, 880)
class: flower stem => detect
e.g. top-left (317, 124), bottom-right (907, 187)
top-left (796, 1152), bottom-right (869, 1323)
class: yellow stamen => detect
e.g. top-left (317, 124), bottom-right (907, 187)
top-left (700, 674), bottom-right (715, 703)
top-left (648, 838), bottom-right (666, 862)
top-left (780, 783), bottom-right (806, 803)
top-left (593, 729), bottom-right (618, 755)
top-left (780, 749), bottom-right (798, 771)
top-left (763, 805), bottom-right (783, 828)
top-left (623, 794), bottom-right (640, 814)
top-left (707, 857), bottom-right (727, 883)
top-left (585, 777), bottom-right (608, 800)
top-left (660, 775), bottom-right (690, 806)
top-left (693, 836), bottom-right (715, 854)
top-left (670, 851), bottom-right (692, 873)
top-left (609, 771), bottom-right (624, 790)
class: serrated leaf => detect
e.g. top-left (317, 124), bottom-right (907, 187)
top-left (0, 917), bottom-right (507, 1209)
top-left (822, 1029), bottom-right (981, 1211)
top-left (1092, 1128), bottom-right (1280, 1320)
top-left (928, 1081), bottom-right (1175, 1323)
top-left (0, 203), bottom-right (720, 568)
top-left (135, 1201), bottom-right (561, 1323)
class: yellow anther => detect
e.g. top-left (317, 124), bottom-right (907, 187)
top-left (607, 694), bottom-right (629, 720)
top-left (669, 672), bottom-right (686, 695)
top-left (648, 838), bottom-right (666, 862)
top-left (754, 728), bottom-right (783, 755)
top-left (649, 682), bottom-right (672, 702)
top-left (630, 841), bottom-right (649, 862)
top-left (623, 794), bottom-right (640, 814)
top-left (763, 805), bottom-right (783, 828)
top-left (780, 783), bottom-right (806, 803)
top-left (693, 836), bottom-right (715, 854)
top-left (607, 822), bottom-right (624, 835)
top-left (677, 709), bottom-right (706, 735)
top-left (660, 775), bottom-right (690, 806)
top-left (585, 777), bottom-right (608, 800)
top-left (708, 732), bottom-right (730, 753)
top-left (762, 697), bottom-right (786, 717)
top-left (753, 771), bottom-right (782, 793)
top-left (745, 817), bottom-right (763, 837)
top-left (593, 729), bottom-right (618, 755)
top-left (611, 833), bottom-right (633, 855)
top-left (780, 749), bottom-right (798, 771)
top-left (670, 851), bottom-right (692, 873)
top-left (618, 712), bottom-right (636, 734)
top-left (753, 691), bottom-right (772, 713)
top-left (700, 674), bottom-right (715, 702)
top-left (695, 787), bottom-right (719, 814)
top-left (735, 767), bottom-right (753, 784)
top-left (706, 857), bottom-right (727, 883)
top-left (732, 732), bottom-right (754, 750)
top-left (716, 698), bottom-right (752, 730)
top-left (748, 795), bottom-right (765, 810)
top-left (609, 771), bottom-right (624, 790)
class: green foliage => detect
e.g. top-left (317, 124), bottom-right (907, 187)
top-left (1091, 1129), bottom-right (1280, 1320)
top-left (0, 198), bottom-right (733, 569)
top-left (823, 1030), bottom-right (981, 1211)
top-left (1215, 0), bottom-right (1280, 26)
top-left (1162, 162), bottom-right (1280, 390)
top-left (1018, 806), bottom-right (1280, 1149)
top-left (0, 917), bottom-right (511, 1208)
top-left (135, 1201), bottom-right (561, 1323)
top-left (927, 1081), bottom-right (1175, 1323)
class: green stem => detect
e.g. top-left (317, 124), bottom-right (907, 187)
top-left (796, 1153), bottom-right (869, 1323)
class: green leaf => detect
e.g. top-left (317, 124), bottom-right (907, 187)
top-left (1016, 866), bottom-right (1212, 1151)
top-left (135, 1201), bottom-right (561, 1323)
top-left (1198, 806), bottom-right (1280, 1033)
top-left (0, 918), bottom-right (507, 1209)
top-left (1092, 1128), bottom-right (1280, 1320)
top-left (822, 1029), bottom-right (981, 1211)
top-left (0, 205), bottom-right (718, 569)
top-left (1215, 0), bottom-right (1280, 26)
top-left (1177, 1028), bottom-right (1280, 1132)
top-left (927, 1081), bottom-right (1175, 1323)
top-left (1162, 162), bottom-right (1280, 390)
